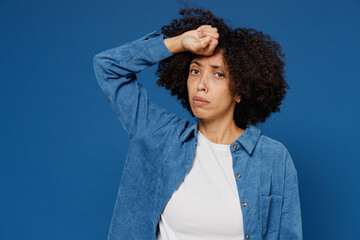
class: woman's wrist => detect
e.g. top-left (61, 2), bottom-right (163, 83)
top-left (163, 35), bottom-right (185, 54)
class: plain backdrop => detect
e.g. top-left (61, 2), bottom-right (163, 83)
top-left (1, 0), bottom-right (359, 239)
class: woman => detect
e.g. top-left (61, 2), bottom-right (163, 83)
top-left (93, 7), bottom-right (302, 240)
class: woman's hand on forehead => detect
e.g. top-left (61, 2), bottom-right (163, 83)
top-left (163, 25), bottom-right (219, 56)
top-left (181, 25), bottom-right (219, 56)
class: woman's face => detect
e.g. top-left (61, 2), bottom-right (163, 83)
top-left (187, 50), bottom-right (238, 121)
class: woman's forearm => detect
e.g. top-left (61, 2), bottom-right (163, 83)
top-left (163, 35), bottom-right (185, 54)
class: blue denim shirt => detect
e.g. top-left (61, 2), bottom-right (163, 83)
top-left (93, 30), bottom-right (303, 240)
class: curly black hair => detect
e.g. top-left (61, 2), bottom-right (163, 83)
top-left (155, 7), bottom-right (289, 129)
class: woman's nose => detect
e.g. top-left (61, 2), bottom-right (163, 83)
top-left (197, 76), bottom-right (207, 92)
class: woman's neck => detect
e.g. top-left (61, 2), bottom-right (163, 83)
top-left (198, 118), bottom-right (245, 145)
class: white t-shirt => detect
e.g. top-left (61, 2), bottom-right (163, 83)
top-left (157, 130), bottom-right (244, 240)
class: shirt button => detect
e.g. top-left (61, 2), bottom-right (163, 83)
top-left (245, 233), bottom-right (249, 238)
top-left (233, 144), bottom-right (237, 149)
top-left (236, 173), bottom-right (241, 178)
top-left (242, 202), bottom-right (247, 207)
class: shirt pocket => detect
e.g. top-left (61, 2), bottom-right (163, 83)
top-left (260, 195), bottom-right (283, 236)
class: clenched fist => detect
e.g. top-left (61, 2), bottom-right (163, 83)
top-left (164, 25), bottom-right (219, 56)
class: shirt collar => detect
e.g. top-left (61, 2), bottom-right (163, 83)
top-left (180, 118), bottom-right (262, 155)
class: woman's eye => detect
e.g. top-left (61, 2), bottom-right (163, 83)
top-left (215, 72), bottom-right (225, 78)
top-left (190, 69), bottom-right (200, 74)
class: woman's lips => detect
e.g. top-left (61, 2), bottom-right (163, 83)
top-left (193, 96), bottom-right (210, 106)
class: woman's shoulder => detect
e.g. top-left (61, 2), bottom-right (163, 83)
top-left (257, 133), bottom-right (289, 154)
top-left (256, 133), bottom-right (297, 175)
top-left (139, 116), bottom-right (195, 146)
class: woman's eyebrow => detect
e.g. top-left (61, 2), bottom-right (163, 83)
top-left (190, 61), bottom-right (228, 72)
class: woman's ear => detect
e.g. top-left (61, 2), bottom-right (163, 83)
top-left (234, 95), bottom-right (241, 103)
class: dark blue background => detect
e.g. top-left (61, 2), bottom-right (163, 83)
top-left (1, 0), bottom-right (359, 239)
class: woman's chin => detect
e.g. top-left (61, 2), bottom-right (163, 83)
top-left (192, 111), bottom-right (211, 120)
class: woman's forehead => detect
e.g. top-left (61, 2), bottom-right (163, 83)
top-left (192, 51), bottom-right (224, 62)
top-left (191, 51), bottom-right (228, 71)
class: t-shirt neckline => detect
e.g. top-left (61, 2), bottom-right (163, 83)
top-left (197, 130), bottom-right (230, 151)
